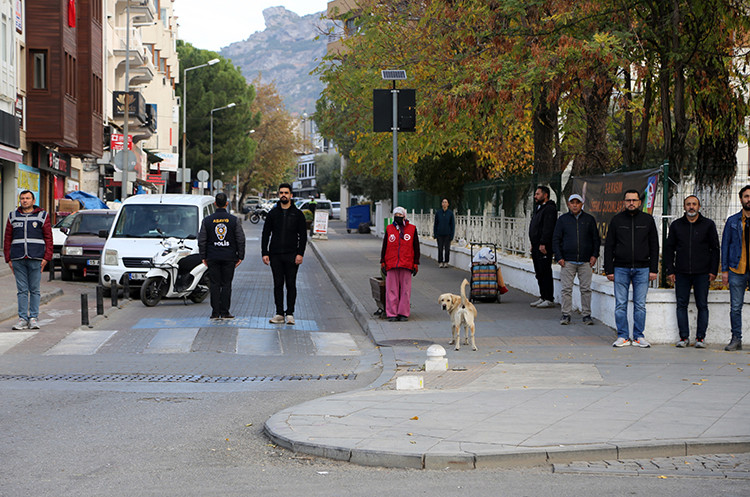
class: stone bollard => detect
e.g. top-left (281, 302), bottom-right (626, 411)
top-left (425, 344), bottom-right (448, 372)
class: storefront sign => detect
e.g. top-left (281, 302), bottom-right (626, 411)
top-left (110, 133), bottom-right (133, 151)
top-left (16, 163), bottom-right (40, 202)
top-left (15, 0), bottom-right (22, 33)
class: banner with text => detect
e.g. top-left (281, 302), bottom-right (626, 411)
top-left (568, 168), bottom-right (661, 243)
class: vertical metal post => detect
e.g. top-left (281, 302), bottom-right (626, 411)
top-left (122, 0), bottom-right (130, 201)
top-left (660, 160), bottom-right (670, 288)
top-left (392, 81), bottom-right (398, 208)
top-left (96, 285), bottom-right (104, 315)
top-left (111, 284), bottom-right (118, 308)
top-left (48, 258), bottom-right (55, 281)
top-left (81, 294), bottom-right (89, 326)
top-left (122, 274), bottom-right (130, 300)
top-left (182, 69), bottom-right (188, 194)
top-left (209, 112), bottom-right (214, 195)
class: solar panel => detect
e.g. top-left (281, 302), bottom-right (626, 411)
top-left (381, 70), bottom-right (407, 80)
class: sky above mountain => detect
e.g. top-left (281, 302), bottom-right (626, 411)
top-left (175, 1), bottom-right (328, 51)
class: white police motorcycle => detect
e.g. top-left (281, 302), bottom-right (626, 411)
top-left (139, 231), bottom-right (209, 307)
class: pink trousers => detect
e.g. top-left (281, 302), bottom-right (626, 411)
top-left (385, 268), bottom-right (412, 318)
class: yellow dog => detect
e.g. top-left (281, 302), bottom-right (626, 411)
top-left (438, 279), bottom-right (478, 351)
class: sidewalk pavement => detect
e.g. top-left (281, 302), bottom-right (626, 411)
top-left (265, 221), bottom-right (750, 470)
top-left (0, 258), bottom-right (65, 323)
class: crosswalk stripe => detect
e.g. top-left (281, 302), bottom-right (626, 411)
top-left (0, 332), bottom-right (37, 354)
top-left (145, 328), bottom-right (200, 354)
top-left (310, 332), bottom-right (361, 356)
top-left (237, 328), bottom-right (283, 355)
top-left (44, 330), bottom-right (118, 356)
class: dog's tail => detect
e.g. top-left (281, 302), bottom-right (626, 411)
top-left (460, 278), bottom-right (470, 308)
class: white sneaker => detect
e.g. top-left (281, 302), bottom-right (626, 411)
top-left (269, 314), bottom-right (285, 324)
top-left (632, 337), bottom-right (651, 348)
top-left (12, 319), bottom-right (28, 330)
top-left (28, 318), bottom-right (40, 329)
top-left (535, 300), bottom-right (555, 308)
top-left (613, 337), bottom-right (631, 347)
top-left (285, 314), bottom-right (295, 325)
top-left (529, 298), bottom-right (544, 307)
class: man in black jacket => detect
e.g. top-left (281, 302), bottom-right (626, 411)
top-left (604, 189), bottom-right (659, 348)
top-left (664, 195), bottom-right (719, 348)
top-left (198, 192), bottom-right (245, 320)
top-left (552, 194), bottom-right (600, 326)
top-left (528, 186), bottom-right (557, 308)
top-left (261, 183), bottom-right (307, 325)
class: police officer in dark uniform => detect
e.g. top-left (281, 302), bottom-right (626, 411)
top-left (198, 192), bottom-right (245, 319)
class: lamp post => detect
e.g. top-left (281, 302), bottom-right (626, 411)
top-left (210, 102), bottom-right (236, 194)
top-left (237, 129), bottom-right (255, 212)
top-left (181, 58), bottom-right (220, 194)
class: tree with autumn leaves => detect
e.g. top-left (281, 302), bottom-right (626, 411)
top-left (316, 0), bottom-right (750, 202)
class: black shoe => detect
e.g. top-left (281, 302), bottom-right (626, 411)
top-left (725, 339), bottom-right (742, 351)
top-left (221, 313), bottom-right (235, 320)
top-left (397, 315), bottom-right (408, 321)
top-left (210, 314), bottom-right (221, 320)
top-left (387, 316), bottom-right (398, 322)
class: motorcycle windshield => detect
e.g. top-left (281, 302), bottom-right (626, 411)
top-left (112, 205), bottom-right (199, 239)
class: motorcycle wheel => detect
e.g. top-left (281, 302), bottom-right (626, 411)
top-left (140, 277), bottom-right (164, 307)
top-left (249, 213), bottom-right (260, 224)
top-left (189, 286), bottom-right (209, 304)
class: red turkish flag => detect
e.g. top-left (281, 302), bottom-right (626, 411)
top-left (68, 0), bottom-right (76, 28)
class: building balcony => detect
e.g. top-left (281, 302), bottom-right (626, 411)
top-left (115, 0), bottom-right (156, 27)
top-left (113, 28), bottom-right (156, 86)
top-left (327, 0), bottom-right (359, 19)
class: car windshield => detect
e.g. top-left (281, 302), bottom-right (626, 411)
top-left (112, 204), bottom-right (199, 239)
top-left (69, 213), bottom-right (115, 235)
top-left (54, 212), bottom-right (78, 229)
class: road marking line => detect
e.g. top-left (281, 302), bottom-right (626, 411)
top-left (309, 332), bottom-right (361, 356)
top-left (145, 328), bottom-right (200, 354)
top-left (237, 328), bottom-right (283, 355)
top-left (44, 330), bottom-right (118, 356)
top-left (0, 332), bottom-right (37, 354)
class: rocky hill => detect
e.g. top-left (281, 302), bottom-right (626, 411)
top-left (220, 7), bottom-right (329, 116)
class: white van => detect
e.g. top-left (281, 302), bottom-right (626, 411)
top-left (99, 194), bottom-right (216, 292)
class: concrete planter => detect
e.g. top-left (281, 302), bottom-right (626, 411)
top-left (419, 237), bottom-right (749, 345)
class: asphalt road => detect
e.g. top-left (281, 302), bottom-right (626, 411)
top-left (0, 222), bottom-right (748, 496)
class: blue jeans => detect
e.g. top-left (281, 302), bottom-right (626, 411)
top-left (613, 267), bottom-right (649, 340)
top-left (675, 273), bottom-right (710, 341)
top-left (13, 258), bottom-right (42, 321)
top-left (728, 271), bottom-right (750, 340)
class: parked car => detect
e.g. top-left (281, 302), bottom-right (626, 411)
top-left (99, 194), bottom-right (215, 295)
top-left (331, 202), bottom-right (341, 219)
top-left (297, 199), bottom-right (332, 217)
top-left (60, 210), bottom-right (116, 280)
top-left (51, 212), bottom-right (78, 264)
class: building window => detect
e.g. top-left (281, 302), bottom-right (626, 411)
top-left (93, 0), bottom-right (102, 24)
top-left (65, 52), bottom-right (76, 98)
top-left (93, 74), bottom-right (102, 116)
top-left (31, 50), bottom-right (47, 90)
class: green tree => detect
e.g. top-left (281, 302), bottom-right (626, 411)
top-left (314, 154), bottom-right (341, 201)
top-left (176, 41), bottom-right (260, 183)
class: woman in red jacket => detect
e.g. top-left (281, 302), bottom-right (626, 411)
top-left (380, 207), bottom-right (420, 321)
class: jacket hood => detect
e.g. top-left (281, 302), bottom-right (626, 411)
top-left (15, 205), bottom-right (44, 215)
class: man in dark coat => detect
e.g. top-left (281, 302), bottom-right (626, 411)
top-left (261, 183), bottom-right (308, 325)
top-left (528, 186), bottom-right (557, 308)
top-left (198, 192), bottom-right (245, 319)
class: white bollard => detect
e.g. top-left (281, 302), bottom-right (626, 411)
top-left (425, 344), bottom-right (448, 372)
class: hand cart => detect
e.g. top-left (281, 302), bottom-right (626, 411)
top-left (470, 242), bottom-right (501, 303)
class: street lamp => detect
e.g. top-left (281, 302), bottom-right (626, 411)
top-left (181, 58), bottom-right (220, 194)
top-left (210, 102), bottom-right (236, 194)
top-left (236, 129), bottom-right (255, 212)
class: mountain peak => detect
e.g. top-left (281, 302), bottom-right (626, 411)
top-left (262, 6), bottom-right (300, 28)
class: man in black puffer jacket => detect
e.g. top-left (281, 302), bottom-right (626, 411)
top-left (528, 185), bottom-right (557, 308)
top-left (198, 192), bottom-right (245, 320)
top-left (604, 189), bottom-right (659, 348)
top-left (663, 195), bottom-right (719, 348)
top-left (261, 183), bottom-right (308, 325)
top-left (552, 194), bottom-right (600, 326)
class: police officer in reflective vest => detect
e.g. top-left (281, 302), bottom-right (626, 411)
top-left (3, 190), bottom-right (53, 330)
top-left (198, 192), bottom-right (245, 319)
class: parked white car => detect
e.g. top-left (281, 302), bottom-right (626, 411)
top-left (330, 202), bottom-right (341, 219)
top-left (99, 194), bottom-right (216, 294)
